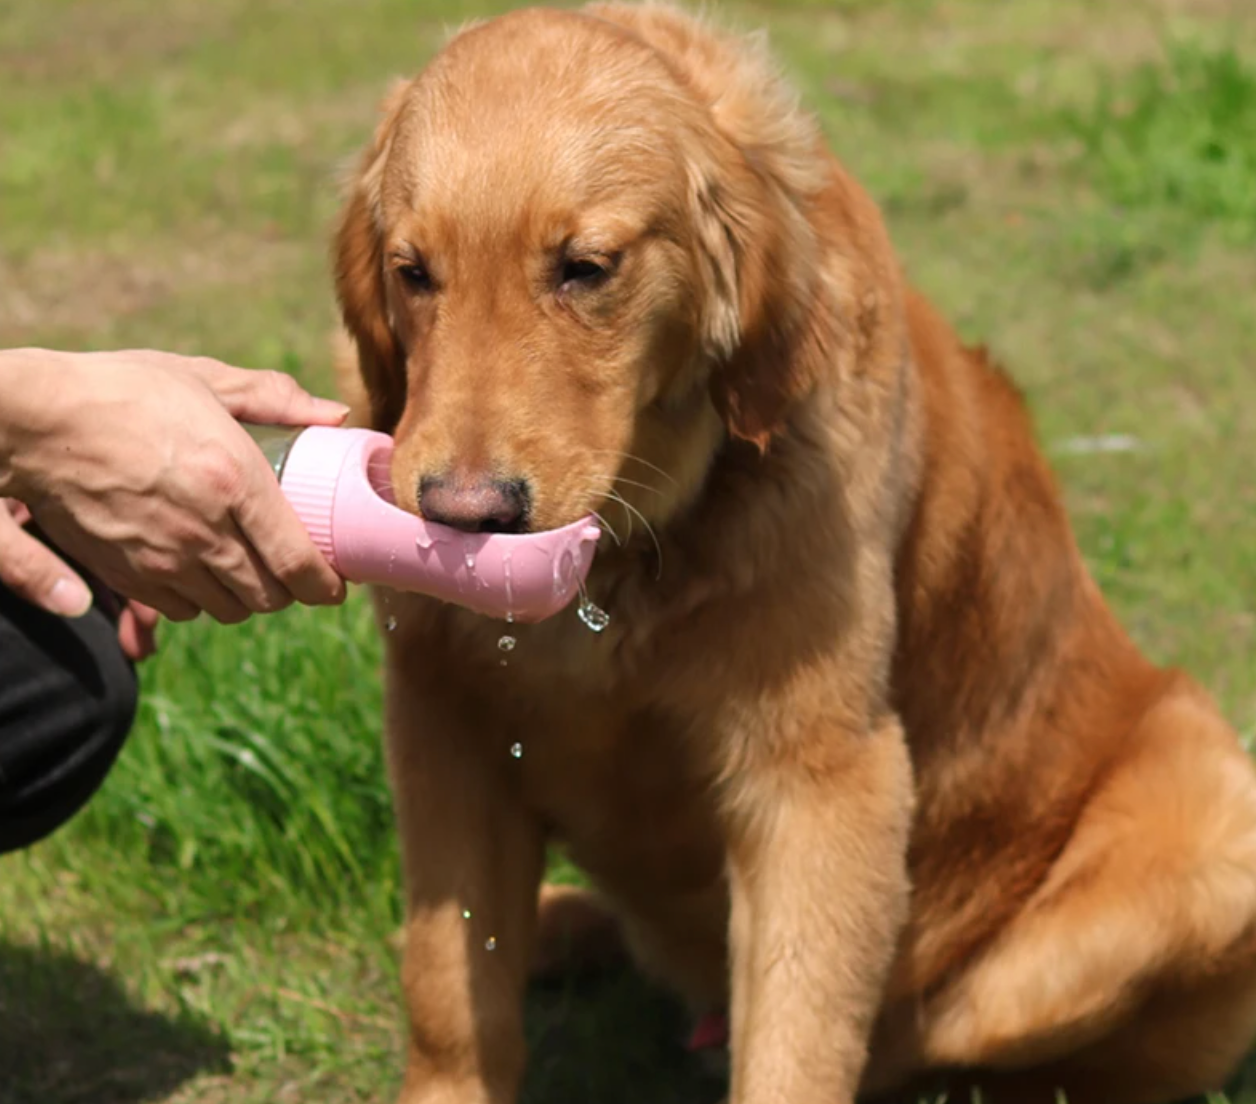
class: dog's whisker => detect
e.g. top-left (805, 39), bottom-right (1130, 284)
top-left (577, 483), bottom-right (635, 543)
top-left (583, 475), bottom-right (666, 522)
top-left (587, 509), bottom-right (623, 546)
top-left (587, 449), bottom-right (680, 489)
top-left (606, 489), bottom-right (663, 580)
top-left (620, 497), bottom-right (636, 542)
top-left (580, 482), bottom-right (664, 563)
top-left (609, 474), bottom-right (665, 497)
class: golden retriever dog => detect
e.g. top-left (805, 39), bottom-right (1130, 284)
top-left (331, 4), bottom-right (1256, 1101)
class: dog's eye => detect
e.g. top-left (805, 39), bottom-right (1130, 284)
top-left (396, 262), bottom-right (433, 293)
top-left (559, 256), bottom-right (615, 289)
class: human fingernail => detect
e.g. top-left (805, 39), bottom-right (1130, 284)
top-left (48, 577), bottom-right (93, 617)
top-left (313, 399), bottom-right (352, 421)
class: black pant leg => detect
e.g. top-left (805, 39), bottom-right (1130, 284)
top-left (0, 583), bottom-right (138, 854)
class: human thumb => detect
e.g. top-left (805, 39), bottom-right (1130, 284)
top-left (0, 508), bottom-right (93, 617)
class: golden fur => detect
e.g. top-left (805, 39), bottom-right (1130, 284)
top-left (331, 5), bottom-right (1256, 1101)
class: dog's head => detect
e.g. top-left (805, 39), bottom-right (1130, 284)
top-left (334, 3), bottom-right (840, 537)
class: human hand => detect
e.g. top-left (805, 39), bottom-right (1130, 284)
top-left (0, 498), bottom-right (158, 659)
top-left (0, 349), bottom-right (350, 623)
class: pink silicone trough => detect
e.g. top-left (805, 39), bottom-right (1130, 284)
top-left (280, 426), bottom-right (601, 623)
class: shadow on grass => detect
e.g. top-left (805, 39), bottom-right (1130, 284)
top-left (0, 940), bottom-right (230, 1104)
top-left (523, 967), bottom-right (727, 1104)
top-left (522, 963), bottom-right (1255, 1104)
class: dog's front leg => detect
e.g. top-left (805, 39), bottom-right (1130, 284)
top-left (385, 669), bottom-right (545, 1104)
top-left (719, 679), bottom-right (914, 1102)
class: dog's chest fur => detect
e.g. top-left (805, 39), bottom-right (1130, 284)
top-left (381, 562), bottom-right (754, 899)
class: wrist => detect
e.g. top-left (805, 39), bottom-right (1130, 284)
top-left (0, 348), bottom-right (76, 500)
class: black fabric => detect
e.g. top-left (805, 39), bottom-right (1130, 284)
top-left (0, 574), bottom-right (138, 854)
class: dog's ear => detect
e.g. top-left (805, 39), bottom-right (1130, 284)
top-left (333, 80), bottom-right (410, 433)
top-left (688, 139), bottom-right (836, 452)
top-left (585, 3), bottom-right (838, 450)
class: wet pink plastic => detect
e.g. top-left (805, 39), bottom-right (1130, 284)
top-left (280, 426), bottom-right (601, 623)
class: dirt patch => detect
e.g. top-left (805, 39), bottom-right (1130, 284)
top-left (770, 0), bottom-right (1249, 77)
top-left (1153, 0), bottom-right (1254, 16)
top-left (0, 231), bottom-right (302, 344)
top-left (0, 0), bottom-right (244, 84)
top-left (213, 85), bottom-right (393, 153)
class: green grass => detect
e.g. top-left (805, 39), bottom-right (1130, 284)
top-left (1, 0), bottom-right (1255, 1101)
top-left (1066, 40), bottom-right (1256, 241)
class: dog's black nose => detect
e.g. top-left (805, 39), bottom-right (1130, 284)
top-left (418, 475), bottom-right (530, 534)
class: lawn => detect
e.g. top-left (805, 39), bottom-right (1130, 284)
top-left (1, 0), bottom-right (1254, 1101)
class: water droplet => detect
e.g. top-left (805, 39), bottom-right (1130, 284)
top-left (485, 936), bottom-right (497, 951)
top-left (553, 550), bottom-right (575, 598)
top-left (498, 635), bottom-right (516, 652)
top-left (503, 552), bottom-right (514, 620)
top-left (510, 742), bottom-right (523, 759)
top-left (385, 615), bottom-right (398, 632)
top-left (461, 908), bottom-right (472, 920)
top-left (415, 529), bottom-right (434, 551)
top-left (457, 538), bottom-right (476, 593)
top-left (576, 587), bottom-right (610, 633)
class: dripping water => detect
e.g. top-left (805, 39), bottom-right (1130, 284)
top-left (576, 581), bottom-right (610, 633)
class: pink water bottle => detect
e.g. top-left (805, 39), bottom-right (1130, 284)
top-left (244, 424), bottom-right (600, 624)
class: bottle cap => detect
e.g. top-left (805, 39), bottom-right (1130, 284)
top-left (281, 425), bottom-right (388, 570)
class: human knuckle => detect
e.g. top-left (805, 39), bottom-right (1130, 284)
top-left (195, 444), bottom-right (246, 499)
top-left (270, 552), bottom-right (312, 588)
top-left (169, 514), bottom-right (214, 549)
top-left (206, 541), bottom-right (249, 576)
top-left (261, 369), bottom-right (300, 401)
top-left (135, 548), bottom-right (181, 580)
top-left (1, 551), bottom-right (39, 594)
top-left (189, 355), bottom-right (226, 378)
